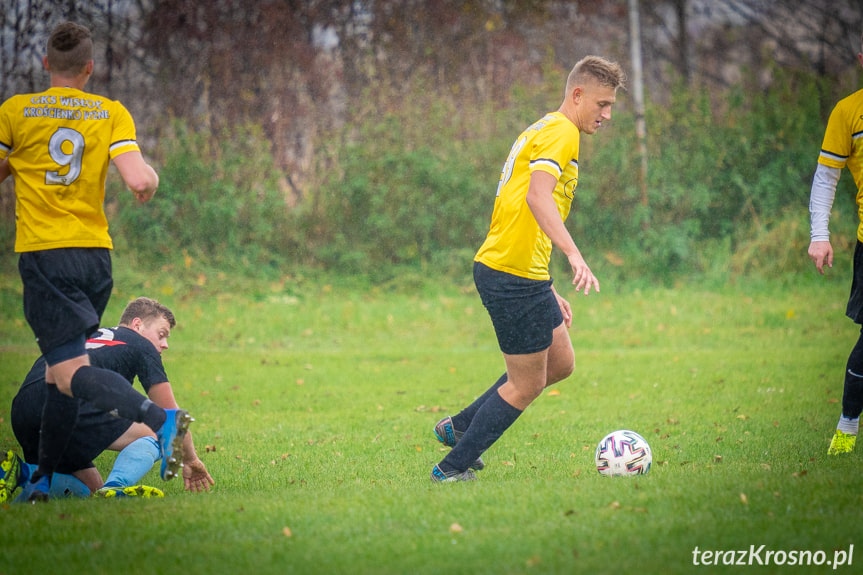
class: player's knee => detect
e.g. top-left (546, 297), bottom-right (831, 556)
top-left (547, 359), bottom-right (574, 386)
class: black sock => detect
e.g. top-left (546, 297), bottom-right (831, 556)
top-left (70, 365), bottom-right (166, 433)
top-left (33, 383), bottom-right (79, 482)
top-left (440, 390), bottom-right (522, 473)
top-left (451, 373), bottom-right (507, 432)
top-left (843, 328), bottom-right (863, 419)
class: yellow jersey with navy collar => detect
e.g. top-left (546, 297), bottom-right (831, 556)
top-left (818, 88), bottom-right (863, 242)
top-left (0, 86), bottom-right (141, 252)
top-left (475, 111), bottom-right (580, 280)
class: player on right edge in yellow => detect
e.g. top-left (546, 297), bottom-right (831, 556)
top-left (809, 31), bottom-right (863, 455)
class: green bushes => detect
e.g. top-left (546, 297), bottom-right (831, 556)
top-left (81, 69), bottom-right (861, 284)
top-left (571, 69), bottom-right (857, 282)
top-left (110, 122), bottom-right (298, 274)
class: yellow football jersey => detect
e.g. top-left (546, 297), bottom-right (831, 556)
top-left (475, 111), bottom-right (580, 280)
top-left (0, 86), bottom-right (141, 252)
top-left (818, 88), bottom-right (863, 242)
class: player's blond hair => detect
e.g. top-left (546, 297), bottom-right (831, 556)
top-left (566, 56), bottom-right (626, 94)
top-left (120, 297), bottom-right (177, 329)
top-left (46, 22), bottom-right (93, 75)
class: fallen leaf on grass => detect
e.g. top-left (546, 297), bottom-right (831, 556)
top-left (283, 527), bottom-right (292, 537)
top-left (449, 523), bottom-right (463, 534)
top-left (740, 493), bottom-right (748, 505)
top-left (547, 389), bottom-right (561, 396)
top-left (604, 252), bottom-right (624, 266)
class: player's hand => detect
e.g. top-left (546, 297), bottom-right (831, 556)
top-left (568, 253), bottom-right (600, 295)
top-left (808, 241), bottom-right (833, 275)
top-left (182, 457), bottom-right (215, 493)
top-left (554, 290), bottom-right (572, 328)
top-left (133, 189), bottom-right (156, 203)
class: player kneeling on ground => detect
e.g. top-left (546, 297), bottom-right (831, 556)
top-left (1, 297), bottom-right (213, 501)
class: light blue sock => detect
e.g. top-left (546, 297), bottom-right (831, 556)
top-left (103, 436), bottom-right (160, 488)
top-left (22, 463), bottom-right (91, 498)
top-left (50, 473), bottom-right (92, 498)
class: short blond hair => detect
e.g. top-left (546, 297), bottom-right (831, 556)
top-left (46, 22), bottom-right (93, 75)
top-left (566, 56), bottom-right (626, 94)
top-left (119, 297), bottom-right (176, 328)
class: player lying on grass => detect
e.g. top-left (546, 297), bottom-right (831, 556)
top-left (0, 297), bottom-right (213, 500)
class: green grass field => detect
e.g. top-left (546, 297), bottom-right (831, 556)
top-left (0, 268), bottom-right (857, 574)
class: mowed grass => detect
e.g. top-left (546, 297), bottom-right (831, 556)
top-left (0, 269), bottom-right (857, 574)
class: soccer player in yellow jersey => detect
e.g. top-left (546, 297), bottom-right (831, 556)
top-left (431, 56), bottom-right (626, 481)
top-left (0, 22), bottom-right (191, 502)
top-left (809, 32), bottom-right (863, 456)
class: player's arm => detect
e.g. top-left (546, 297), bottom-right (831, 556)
top-left (146, 381), bottom-right (215, 492)
top-left (526, 170), bottom-right (599, 295)
top-left (808, 163), bottom-right (839, 274)
top-left (113, 150), bottom-right (159, 203)
top-left (0, 157), bottom-right (9, 184)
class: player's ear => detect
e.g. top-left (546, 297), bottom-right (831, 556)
top-left (42, 56), bottom-right (50, 71)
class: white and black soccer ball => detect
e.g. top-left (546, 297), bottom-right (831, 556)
top-left (595, 429), bottom-right (652, 477)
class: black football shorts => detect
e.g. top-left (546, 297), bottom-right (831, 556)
top-left (18, 247), bottom-right (112, 362)
top-left (473, 261), bottom-right (563, 355)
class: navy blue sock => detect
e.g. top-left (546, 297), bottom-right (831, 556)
top-left (33, 383), bottom-right (78, 482)
top-left (451, 373), bottom-right (507, 432)
top-left (70, 366), bottom-right (166, 432)
top-left (843, 328), bottom-right (863, 419)
top-left (440, 390), bottom-right (522, 473)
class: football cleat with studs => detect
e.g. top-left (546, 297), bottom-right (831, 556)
top-left (18, 474), bottom-right (50, 503)
top-left (94, 485), bottom-right (165, 498)
top-left (158, 409), bottom-right (193, 480)
top-left (433, 416), bottom-right (485, 471)
top-left (0, 450), bottom-right (24, 503)
top-left (431, 464), bottom-right (477, 483)
top-left (827, 429), bottom-right (856, 455)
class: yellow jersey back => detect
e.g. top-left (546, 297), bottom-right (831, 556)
top-left (475, 112), bottom-right (580, 280)
top-left (0, 87), bottom-right (140, 252)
